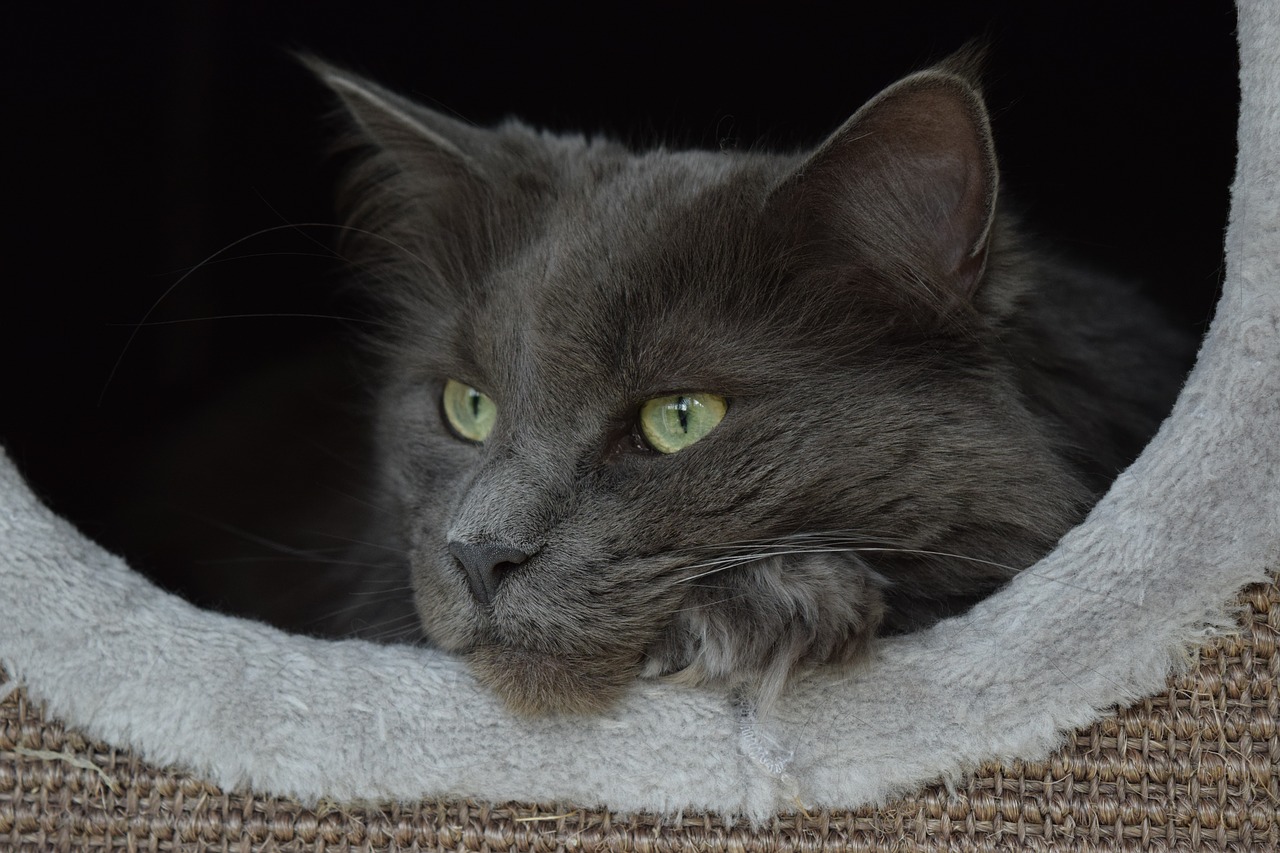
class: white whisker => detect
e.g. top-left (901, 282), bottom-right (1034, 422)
top-left (671, 535), bottom-right (1132, 604)
top-left (101, 220), bottom-right (430, 404)
top-left (676, 546), bottom-right (870, 584)
top-left (847, 547), bottom-right (1020, 576)
top-left (108, 312), bottom-right (383, 328)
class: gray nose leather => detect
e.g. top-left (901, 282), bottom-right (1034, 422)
top-left (448, 541), bottom-right (531, 605)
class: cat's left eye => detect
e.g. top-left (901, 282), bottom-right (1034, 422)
top-left (442, 379), bottom-right (497, 443)
top-left (638, 393), bottom-right (727, 454)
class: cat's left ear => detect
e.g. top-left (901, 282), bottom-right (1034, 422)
top-left (769, 57), bottom-right (998, 311)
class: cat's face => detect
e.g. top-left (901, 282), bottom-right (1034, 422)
top-left (316, 56), bottom-right (1091, 714)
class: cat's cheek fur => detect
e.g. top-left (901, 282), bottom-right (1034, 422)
top-left (646, 555), bottom-right (887, 710)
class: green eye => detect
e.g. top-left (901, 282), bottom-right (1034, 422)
top-left (442, 379), bottom-right (497, 443)
top-left (638, 393), bottom-right (727, 454)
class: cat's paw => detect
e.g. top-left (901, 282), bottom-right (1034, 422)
top-left (646, 554), bottom-right (886, 710)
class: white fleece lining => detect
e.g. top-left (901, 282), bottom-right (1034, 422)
top-left (1, 0), bottom-right (1277, 820)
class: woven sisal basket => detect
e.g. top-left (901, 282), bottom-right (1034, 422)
top-left (4, 582), bottom-right (1276, 851)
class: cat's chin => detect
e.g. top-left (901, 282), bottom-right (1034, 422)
top-left (467, 643), bottom-right (638, 716)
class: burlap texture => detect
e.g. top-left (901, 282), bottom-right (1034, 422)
top-left (3, 582), bottom-right (1276, 852)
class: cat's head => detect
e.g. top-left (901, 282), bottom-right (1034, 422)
top-left (311, 54), bottom-right (1091, 714)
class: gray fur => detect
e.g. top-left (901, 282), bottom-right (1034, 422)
top-left (311, 56), bottom-right (1190, 714)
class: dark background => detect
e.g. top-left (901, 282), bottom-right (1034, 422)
top-left (3, 2), bottom-right (1239, 592)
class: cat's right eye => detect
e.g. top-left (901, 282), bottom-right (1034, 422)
top-left (442, 379), bottom-right (497, 443)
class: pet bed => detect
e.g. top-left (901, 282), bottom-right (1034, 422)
top-left (2, 0), bottom-right (1277, 848)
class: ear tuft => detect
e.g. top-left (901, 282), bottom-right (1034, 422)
top-left (935, 39), bottom-right (990, 88)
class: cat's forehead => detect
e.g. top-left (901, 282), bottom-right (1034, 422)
top-left (476, 148), bottom-right (795, 400)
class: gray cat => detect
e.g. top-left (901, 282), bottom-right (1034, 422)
top-left (306, 51), bottom-right (1189, 714)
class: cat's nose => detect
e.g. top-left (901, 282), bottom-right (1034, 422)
top-left (448, 540), bottom-right (531, 606)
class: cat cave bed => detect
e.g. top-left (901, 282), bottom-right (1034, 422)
top-left (3, 2), bottom-right (1279, 850)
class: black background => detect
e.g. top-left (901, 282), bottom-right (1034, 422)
top-left (4, 2), bottom-right (1239, 574)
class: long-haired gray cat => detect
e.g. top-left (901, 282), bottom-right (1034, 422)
top-left (299, 50), bottom-right (1189, 715)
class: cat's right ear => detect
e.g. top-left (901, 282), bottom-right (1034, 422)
top-left (303, 57), bottom-right (517, 286)
top-left (302, 56), bottom-right (491, 187)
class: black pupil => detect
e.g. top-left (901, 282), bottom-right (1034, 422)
top-left (676, 396), bottom-right (689, 432)
top-left (469, 390), bottom-right (482, 418)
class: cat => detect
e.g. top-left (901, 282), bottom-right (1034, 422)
top-left (299, 49), bottom-right (1191, 715)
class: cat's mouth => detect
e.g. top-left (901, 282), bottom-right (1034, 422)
top-left (466, 642), bottom-right (639, 715)
top-left (460, 550), bottom-right (887, 715)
